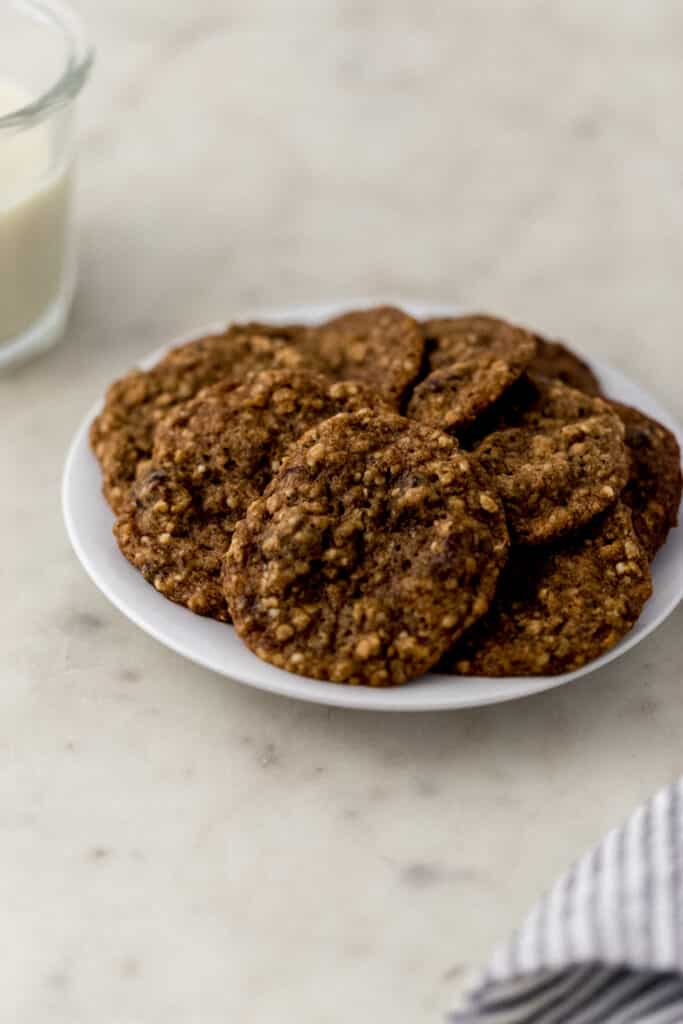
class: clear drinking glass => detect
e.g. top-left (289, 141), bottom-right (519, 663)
top-left (0, 0), bottom-right (92, 369)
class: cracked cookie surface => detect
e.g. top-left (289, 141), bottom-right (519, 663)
top-left (473, 374), bottom-right (629, 544)
top-left (224, 409), bottom-right (509, 685)
top-left (443, 502), bottom-right (652, 676)
top-left (114, 370), bottom-right (386, 621)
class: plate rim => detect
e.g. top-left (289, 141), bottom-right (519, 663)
top-left (62, 301), bottom-right (683, 711)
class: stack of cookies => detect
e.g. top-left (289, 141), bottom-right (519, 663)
top-left (91, 306), bottom-right (682, 686)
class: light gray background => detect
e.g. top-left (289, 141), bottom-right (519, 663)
top-left (3, 2), bottom-right (683, 1021)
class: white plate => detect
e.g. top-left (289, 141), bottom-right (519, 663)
top-left (62, 302), bottom-right (683, 711)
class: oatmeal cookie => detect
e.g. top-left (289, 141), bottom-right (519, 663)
top-left (224, 409), bottom-right (509, 685)
top-left (422, 315), bottom-right (537, 376)
top-left (114, 370), bottom-right (387, 621)
top-left (443, 502), bottom-right (652, 676)
top-left (611, 401), bottom-right (682, 559)
top-left (407, 354), bottom-right (524, 434)
top-left (408, 315), bottom-right (537, 431)
top-left (295, 306), bottom-right (424, 408)
top-left (530, 337), bottom-right (601, 395)
top-left (473, 374), bottom-right (629, 544)
top-left (91, 326), bottom-right (316, 512)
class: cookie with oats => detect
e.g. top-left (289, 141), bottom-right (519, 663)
top-left (407, 354), bottom-right (523, 434)
top-left (224, 409), bottom-right (509, 685)
top-left (473, 374), bottom-right (629, 544)
top-left (423, 315), bottom-right (537, 376)
top-left (91, 326), bottom-right (318, 513)
top-left (408, 316), bottom-right (537, 433)
top-left (611, 401), bottom-right (682, 559)
top-left (114, 370), bottom-right (387, 621)
top-left (443, 502), bottom-right (652, 676)
top-left (530, 337), bottom-right (601, 395)
top-left (295, 306), bottom-right (425, 408)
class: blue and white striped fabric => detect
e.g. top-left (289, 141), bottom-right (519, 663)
top-left (451, 778), bottom-right (683, 1024)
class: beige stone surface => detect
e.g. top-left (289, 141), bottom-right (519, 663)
top-left (2, 2), bottom-right (683, 1021)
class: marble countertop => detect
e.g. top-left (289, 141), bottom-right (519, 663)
top-left (3, 2), bottom-right (683, 1021)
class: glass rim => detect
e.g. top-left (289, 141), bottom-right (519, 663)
top-left (0, 0), bottom-right (93, 132)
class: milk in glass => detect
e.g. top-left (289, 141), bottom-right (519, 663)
top-left (0, 77), bottom-right (73, 348)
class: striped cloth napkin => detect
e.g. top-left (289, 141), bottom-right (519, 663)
top-left (451, 777), bottom-right (683, 1024)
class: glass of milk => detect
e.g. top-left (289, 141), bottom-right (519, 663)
top-left (0, 0), bottom-right (92, 369)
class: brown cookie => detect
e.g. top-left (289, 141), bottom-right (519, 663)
top-left (91, 326), bottom-right (317, 513)
top-left (530, 337), bottom-right (601, 395)
top-left (423, 315), bottom-right (537, 375)
top-left (229, 310), bottom-right (424, 407)
top-left (407, 316), bottom-right (536, 434)
top-left (443, 502), bottom-right (652, 677)
top-left (224, 410), bottom-right (509, 685)
top-left (406, 354), bottom-right (522, 434)
top-left (163, 321), bottom-right (313, 367)
top-left (114, 370), bottom-right (387, 621)
top-left (473, 374), bottom-right (629, 544)
top-left (610, 401), bottom-right (682, 559)
top-left (295, 306), bottom-right (425, 408)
